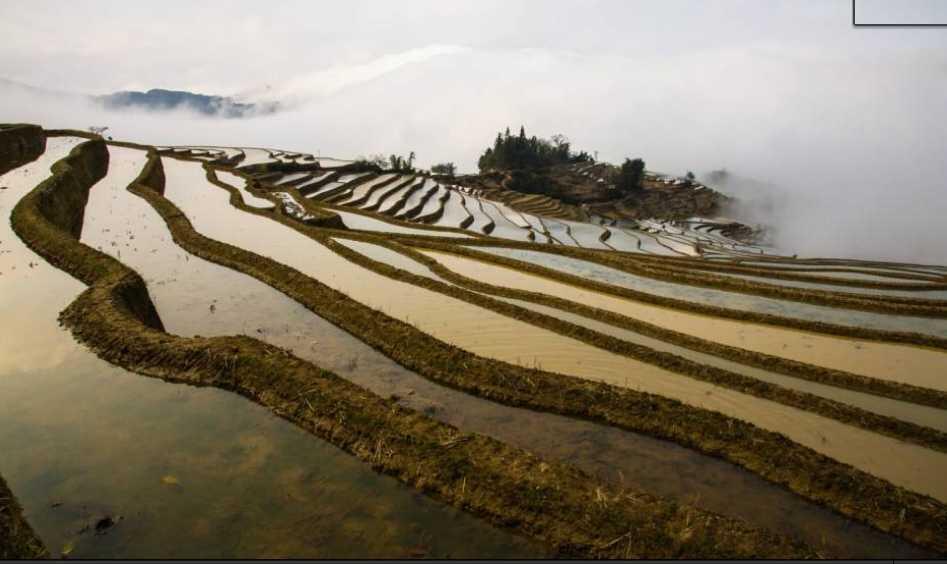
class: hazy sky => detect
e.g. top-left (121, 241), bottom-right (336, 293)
top-left (2, 0), bottom-right (946, 263)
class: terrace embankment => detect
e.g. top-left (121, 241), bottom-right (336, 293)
top-left (446, 232), bottom-right (947, 318)
top-left (8, 145), bottom-right (814, 558)
top-left (598, 246), bottom-right (947, 317)
top-left (162, 156), bottom-right (946, 553)
top-left (88, 161), bottom-right (916, 556)
top-left (301, 238), bottom-right (947, 500)
top-left (0, 124), bottom-right (45, 176)
top-left (435, 239), bottom-right (947, 343)
top-left (417, 248), bottom-right (947, 396)
top-left (2, 141), bottom-right (538, 559)
top-left (353, 242), bottom-right (947, 429)
top-left (0, 474), bottom-right (47, 559)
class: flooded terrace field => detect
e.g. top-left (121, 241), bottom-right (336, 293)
top-left (3, 133), bottom-right (946, 558)
top-left (0, 141), bottom-right (539, 559)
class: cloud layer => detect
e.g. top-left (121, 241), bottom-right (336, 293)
top-left (2, 1), bottom-right (945, 263)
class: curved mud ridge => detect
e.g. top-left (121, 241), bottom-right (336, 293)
top-left (178, 156), bottom-right (946, 553)
top-left (398, 242), bottom-right (947, 410)
top-left (7, 143), bottom-right (814, 558)
top-left (432, 238), bottom-right (947, 350)
top-left (444, 235), bottom-right (947, 318)
top-left (0, 474), bottom-right (48, 559)
top-left (322, 237), bottom-right (947, 454)
top-left (0, 124), bottom-right (46, 176)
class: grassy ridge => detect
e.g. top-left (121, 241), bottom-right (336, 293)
top-left (8, 144), bottom-right (814, 558)
top-left (0, 124), bottom-right (45, 176)
top-left (204, 157), bottom-right (947, 554)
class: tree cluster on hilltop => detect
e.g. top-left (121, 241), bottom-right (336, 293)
top-left (615, 157), bottom-right (646, 194)
top-left (354, 152), bottom-right (418, 173)
top-left (477, 126), bottom-right (592, 171)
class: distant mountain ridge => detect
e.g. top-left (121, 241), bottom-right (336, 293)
top-left (96, 88), bottom-right (279, 118)
top-left (0, 78), bottom-right (278, 119)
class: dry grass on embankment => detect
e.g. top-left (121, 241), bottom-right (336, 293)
top-left (455, 237), bottom-right (947, 317)
top-left (194, 157), bottom-right (947, 554)
top-left (0, 124), bottom-right (46, 176)
top-left (334, 237), bottom-right (947, 441)
top-left (0, 475), bottom-right (47, 559)
top-left (388, 240), bottom-right (947, 410)
top-left (7, 141), bottom-right (817, 558)
top-left (413, 237), bottom-right (947, 350)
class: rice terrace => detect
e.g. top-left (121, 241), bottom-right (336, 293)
top-left (2, 1), bottom-right (946, 560)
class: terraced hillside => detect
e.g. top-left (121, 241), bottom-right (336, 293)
top-left (2, 125), bottom-right (946, 558)
top-left (454, 162), bottom-right (729, 225)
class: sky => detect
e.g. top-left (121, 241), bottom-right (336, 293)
top-left (1, 0), bottom-right (946, 263)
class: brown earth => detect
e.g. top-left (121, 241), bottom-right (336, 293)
top-left (0, 474), bottom-right (48, 559)
top-left (455, 162), bottom-right (726, 223)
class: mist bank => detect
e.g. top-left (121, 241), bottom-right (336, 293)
top-left (3, 45), bottom-right (945, 264)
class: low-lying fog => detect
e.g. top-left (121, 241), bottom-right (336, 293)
top-left (2, 0), bottom-right (945, 264)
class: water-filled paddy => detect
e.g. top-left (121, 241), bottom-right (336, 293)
top-left (239, 238), bottom-right (929, 556)
top-left (473, 246), bottom-right (947, 339)
top-left (0, 144), bottom-right (539, 558)
top-left (97, 157), bottom-right (923, 554)
top-left (493, 297), bottom-right (947, 432)
top-left (8, 135), bottom-right (947, 557)
top-left (153, 160), bottom-right (947, 501)
top-left (433, 248), bottom-right (947, 393)
top-left (720, 271), bottom-right (947, 301)
top-left (461, 195), bottom-right (495, 234)
top-left (431, 191), bottom-right (471, 228)
top-left (214, 170), bottom-right (274, 209)
top-left (331, 208), bottom-right (471, 238)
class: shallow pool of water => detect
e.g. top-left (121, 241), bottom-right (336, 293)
top-left (0, 146), bottom-right (540, 559)
top-left (474, 246), bottom-right (947, 339)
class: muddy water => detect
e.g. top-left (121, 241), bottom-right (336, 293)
top-left (414, 253), bottom-right (947, 502)
top-left (0, 147), bottom-right (539, 559)
top-left (604, 229), bottom-right (647, 253)
top-left (214, 170), bottom-right (274, 210)
top-left (495, 297), bottom-right (947, 432)
top-left (480, 202), bottom-right (533, 242)
top-left (297, 171), bottom-right (337, 194)
top-left (720, 271), bottom-right (947, 301)
top-left (544, 218), bottom-right (578, 245)
top-left (739, 261), bottom-right (943, 284)
top-left (333, 238), bottom-right (444, 281)
top-left (357, 178), bottom-right (410, 209)
top-left (332, 241), bottom-right (947, 430)
top-left (158, 158), bottom-right (947, 503)
top-left (475, 246), bottom-right (947, 350)
top-left (413, 186), bottom-right (445, 218)
top-left (430, 249), bottom-right (947, 393)
top-left (330, 209), bottom-right (471, 238)
top-left (394, 180), bottom-right (434, 217)
top-left (490, 200), bottom-right (531, 228)
top-left (731, 260), bottom-right (947, 277)
top-left (432, 191), bottom-right (471, 228)
top-left (560, 219), bottom-right (611, 250)
top-left (461, 195), bottom-right (493, 234)
top-left (117, 179), bottom-right (925, 557)
top-left (235, 148), bottom-right (277, 168)
top-left (378, 180), bottom-right (421, 214)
